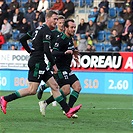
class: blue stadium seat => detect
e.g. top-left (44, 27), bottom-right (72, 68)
top-left (78, 10), bottom-right (85, 13)
top-left (6, 0), bottom-right (12, 5)
top-left (121, 43), bottom-right (127, 51)
top-left (12, 30), bottom-right (20, 41)
top-left (107, 19), bottom-right (115, 30)
top-left (1, 42), bottom-right (10, 50)
top-left (19, 7), bottom-right (26, 14)
top-left (116, 7), bottom-right (123, 17)
top-left (79, 0), bottom-right (84, 7)
top-left (118, 18), bottom-right (125, 24)
top-left (105, 31), bottom-right (111, 41)
top-left (94, 43), bottom-right (104, 52)
top-left (104, 43), bottom-right (112, 51)
top-left (108, 8), bottom-right (117, 18)
top-left (14, 42), bottom-right (21, 50)
top-left (86, 0), bottom-right (93, 7)
top-left (80, 34), bottom-right (87, 39)
top-left (97, 31), bottom-right (105, 42)
top-left (49, 0), bottom-right (55, 7)
top-left (21, 0), bottom-right (27, 4)
top-left (73, 0), bottom-right (80, 7)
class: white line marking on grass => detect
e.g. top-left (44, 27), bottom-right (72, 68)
top-left (90, 108), bottom-right (133, 110)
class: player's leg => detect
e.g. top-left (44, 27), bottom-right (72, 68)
top-left (0, 58), bottom-right (43, 114)
top-left (37, 61), bottom-right (53, 100)
top-left (39, 77), bottom-right (69, 115)
top-left (0, 82), bottom-right (39, 114)
top-left (47, 85), bottom-right (69, 104)
top-left (38, 87), bottom-right (67, 114)
top-left (39, 70), bottom-right (70, 116)
top-left (68, 80), bottom-right (81, 107)
top-left (39, 76), bottom-right (82, 118)
top-left (37, 83), bottom-right (49, 100)
top-left (68, 74), bottom-right (81, 108)
top-left (67, 74), bottom-right (81, 118)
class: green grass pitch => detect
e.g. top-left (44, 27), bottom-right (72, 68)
top-left (0, 91), bottom-right (133, 133)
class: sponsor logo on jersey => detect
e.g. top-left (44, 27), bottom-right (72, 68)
top-left (68, 42), bottom-right (71, 45)
top-left (55, 43), bottom-right (59, 47)
top-left (39, 70), bottom-right (45, 74)
top-left (46, 35), bottom-right (51, 40)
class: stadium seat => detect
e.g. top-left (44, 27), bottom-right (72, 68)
top-left (105, 31), bottom-right (111, 42)
top-left (21, 0), bottom-right (27, 3)
top-left (12, 30), bottom-right (20, 41)
top-left (6, 0), bottom-right (12, 5)
top-left (116, 7), bottom-right (123, 17)
top-left (79, 0), bottom-right (84, 7)
top-left (78, 9), bottom-right (86, 13)
top-left (118, 18), bottom-right (125, 24)
top-left (1, 42), bottom-right (10, 50)
top-left (49, 0), bottom-right (54, 7)
top-left (104, 43), bottom-right (112, 51)
top-left (80, 34), bottom-right (87, 39)
top-left (94, 43), bottom-right (104, 52)
top-left (108, 8), bottom-right (117, 18)
top-left (107, 19), bottom-right (115, 30)
top-left (14, 42), bottom-right (21, 50)
top-left (19, 7), bottom-right (26, 14)
top-left (86, 0), bottom-right (93, 7)
top-left (97, 31), bottom-right (105, 42)
top-left (121, 43), bottom-right (127, 51)
top-left (73, 0), bottom-right (81, 7)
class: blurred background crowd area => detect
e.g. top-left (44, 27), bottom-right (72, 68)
top-left (0, 0), bottom-right (133, 52)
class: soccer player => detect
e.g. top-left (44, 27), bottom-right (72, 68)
top-left (37, 15), bottom-right (65, 100)
top-left (39, 19), bottom-right (82, 118)
top-left (0, 11), bottom-right (82, 118)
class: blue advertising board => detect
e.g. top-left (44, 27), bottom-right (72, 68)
top-left (104, 73), bottom-right (132, 94)
top-left (75, 72), bottom-right (105, 94)
top-left (0, 70), bottom-right (28, 91)
top-left (0, 70), bottom-right (132, 95)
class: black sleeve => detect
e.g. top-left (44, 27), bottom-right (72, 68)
top-left (19, 33), bottom-right (32, 53)
top-left (52, 50), bottom-right (64, 56)
top-left (44, 42), bottom-right (55, 66)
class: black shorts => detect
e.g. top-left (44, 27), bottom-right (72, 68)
top-left (28, 57), bottom-right (52, 83)
top-left (56, 70), bottom-right (79, 88)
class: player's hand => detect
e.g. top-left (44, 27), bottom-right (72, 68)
top-left (73, 49), bottom-right (79, 56)
top-left (73, 50), bottom-right (80, 65)
top-left (65, 50), bottom-right (73, 55)
top-left (73, 50), bottom-right (79, 60)
top-left (53, 64), bottom-right (58, 74)
top-left (74, 57), bottom-right (80, 65)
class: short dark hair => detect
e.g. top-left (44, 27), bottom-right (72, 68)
top-left (46, 10), bottom-right (58, 18)
top-left (4, 18), bottom-right (8, 21)
top-left (94, 6), bottom-right (98, 9)
top-left (64, 19), bottom-right (75, 28)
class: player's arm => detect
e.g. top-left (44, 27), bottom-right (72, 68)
top-left (52, 48), bottom-right (65, 56)
top-left (43, 41), bottom-right (55, 66)
top-left (64, 42), bottom-right (75, 55)
top-left (52, 39), bottom-right (67, 56)
top-left (19, 32), bottom-right (32, 54)
top-left (43, 41), bottom-right (58, 74)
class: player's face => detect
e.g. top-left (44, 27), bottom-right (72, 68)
top-left (66, 21), bottom-right (76, 36)
top-left (49, 14), bottom-right (58, 29)
top-left (57, 19), bottom-right (65, 32)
